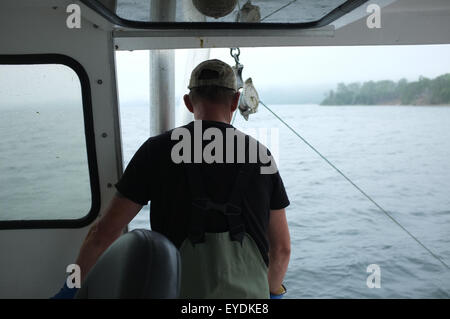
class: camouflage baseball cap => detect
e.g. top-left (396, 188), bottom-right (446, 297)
top-left (188, 59), bottom-right (237, 91)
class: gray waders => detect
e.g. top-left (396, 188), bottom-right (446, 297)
top-left (179, 164), bottom-right (269, 299)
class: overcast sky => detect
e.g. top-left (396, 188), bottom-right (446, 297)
top-left (2, 45), bottom-right (450, 108)
top-left (0, 64), bottom-right (81, 107)
top-left (116, 44), bottom-right (450, 104)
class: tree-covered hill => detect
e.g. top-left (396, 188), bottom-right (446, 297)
top-left (321, 74), bottom-right (450, 106)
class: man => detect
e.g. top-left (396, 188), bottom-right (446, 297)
top-left (72, 59), bottom-right (290, 298)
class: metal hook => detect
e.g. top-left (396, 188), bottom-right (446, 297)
top-left (230, 47), bottom-right (241, 64)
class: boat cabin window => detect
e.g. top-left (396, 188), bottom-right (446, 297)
top-left (115, 0), bottom-right (347, 24)
top-left (116, 46), bottom-right (450, 298)
top-left (0, 63), bottom-right (92, 222)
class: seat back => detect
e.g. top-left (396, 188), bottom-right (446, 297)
top-left (76, 229), bottom-right (180, 299)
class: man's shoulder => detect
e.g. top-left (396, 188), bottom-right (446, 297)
top-left (146, 123), bottom-right (193, 144)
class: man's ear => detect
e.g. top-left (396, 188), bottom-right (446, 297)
top-left (184, 94), bottom-right (194, 113)
top-left (231, 91), bottom-right (240, 112)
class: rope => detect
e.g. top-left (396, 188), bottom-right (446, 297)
top-left (259, 100), bottom-right (450, 271)
top-left (261, 0), bottom-right (298, 22)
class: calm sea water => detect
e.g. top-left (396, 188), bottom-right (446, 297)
top-left (3, 102), bottom-right (447, 298)
top-left (0, 102), bottom-right (91, 220)
top-left (121, 104), bottom-right (450, 298)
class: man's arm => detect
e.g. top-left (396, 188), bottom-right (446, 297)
top-left (75, 193), bottom-right (143, 282)
top-left (267, 208), bottom-right (291, 294)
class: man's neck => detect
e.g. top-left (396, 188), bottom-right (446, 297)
top-left (194, 113), bottom-right (231, 124)
top-left (192, 102), bottom-right (235, 124)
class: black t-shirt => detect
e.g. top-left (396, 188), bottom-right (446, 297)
top-left (116, 120), bottom-right (290, 265)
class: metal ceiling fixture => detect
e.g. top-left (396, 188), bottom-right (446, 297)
top-left (192, 0), bottom-right (238, 19)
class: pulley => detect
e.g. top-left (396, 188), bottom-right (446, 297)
top-left (230, 47), bottom-right (259, 121)
top-left (230, 47), bottom-right (244, 90)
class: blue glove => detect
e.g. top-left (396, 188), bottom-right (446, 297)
top-left (270, 284), bottom-right (287, 299)
top-left (51, 281), bottom-right (79, 299)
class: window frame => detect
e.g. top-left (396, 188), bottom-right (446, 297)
top-left (0, 54), bottom-right (100, 229)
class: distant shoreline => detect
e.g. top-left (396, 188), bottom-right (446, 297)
top-left (320, 74), bottom-right (450, 106)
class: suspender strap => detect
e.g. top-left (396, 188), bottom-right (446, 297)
top-left (185, 163), bottom-right (254, 245)
top-left (225, 166), bottom-right (253, 243)
top-left (186, 163), bottom-right (208, 244)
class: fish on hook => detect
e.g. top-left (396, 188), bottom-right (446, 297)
top-left (238, 78), bottom-right (259, 121)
